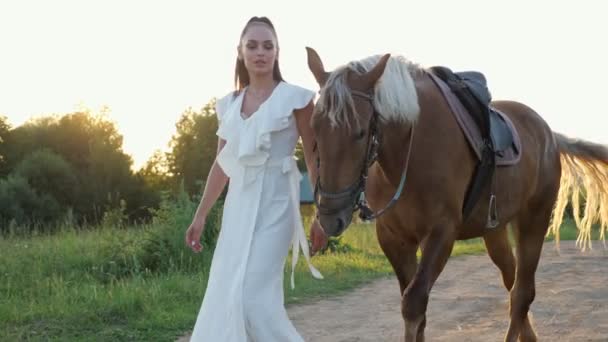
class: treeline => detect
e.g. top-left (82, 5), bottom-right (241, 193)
top-left (0, 99), bottom-right (250, 233)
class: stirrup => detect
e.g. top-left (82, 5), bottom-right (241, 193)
top-left (486, 194), bottom-right (499, 228)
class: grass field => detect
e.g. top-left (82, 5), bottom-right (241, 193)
top-left (0, 210), bottom-right (593, 341)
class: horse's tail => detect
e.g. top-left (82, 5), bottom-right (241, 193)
top-left (549, 132), bottom-right (608, 250)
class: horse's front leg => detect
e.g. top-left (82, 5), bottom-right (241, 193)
top-left (402, 224), bottom-right (455, 342)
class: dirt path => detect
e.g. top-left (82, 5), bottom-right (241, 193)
top-left (179, 241), bottom-right (608, 341)
top-left (289, 241), bottom-right (608, 341)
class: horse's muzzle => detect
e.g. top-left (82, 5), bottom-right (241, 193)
top-left (319, 209), bottom-right (353, 237)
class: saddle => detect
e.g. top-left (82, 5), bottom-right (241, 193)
top-left (428, 66), bottom-right (521, 228)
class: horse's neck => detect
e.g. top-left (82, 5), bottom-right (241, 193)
top-left (376, 120), bottom-right (414, 185)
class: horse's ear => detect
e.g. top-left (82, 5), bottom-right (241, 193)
top-left (306, 47), bottom-right (329, 86)
top-left (361, 53), bottom-right (391, 89)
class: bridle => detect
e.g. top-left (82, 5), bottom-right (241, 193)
top-left (313, 89), bottom-right (415, 221)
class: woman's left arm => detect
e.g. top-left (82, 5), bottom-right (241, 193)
top-left (295, 100), bottom-right (328, 255)
top-left (295, 100), bottom-right (318, 194)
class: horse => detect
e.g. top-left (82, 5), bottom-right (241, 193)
top-left (305, 47), bottom-right (608, 342)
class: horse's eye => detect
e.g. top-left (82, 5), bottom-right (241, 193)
top-left (355, 130), bottom-right (366, 141)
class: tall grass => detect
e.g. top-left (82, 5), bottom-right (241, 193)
top-left (0, 192), bottom-right (221, 341)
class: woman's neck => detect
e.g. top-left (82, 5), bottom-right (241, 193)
top-left (247, 75), bottom-right (279, 93)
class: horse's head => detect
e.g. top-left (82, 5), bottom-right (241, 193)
top-left (306, 47), bottom-right (391, 237)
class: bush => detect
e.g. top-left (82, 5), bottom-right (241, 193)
top-left (137, 189), bottom-right (222, 274)
top-left (0, 149), bottom-right (79, 232)
top-left (0, 175), bottom-right (61, 231)
top-left (79, 192), bottom-right (221, 284)
top-left (12, 148), bottom-right (79, 206)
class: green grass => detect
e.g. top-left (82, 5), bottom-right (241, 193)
top-left (0, 214), bottom-right (594, 341)
top-left (0, 223), bottom-right (212, 342)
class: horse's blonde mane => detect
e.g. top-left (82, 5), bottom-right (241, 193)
top-left (316, 54), bottom-right (422, 129)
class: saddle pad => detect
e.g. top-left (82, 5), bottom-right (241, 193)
top-left (428, 72), bottom-right (522, 166)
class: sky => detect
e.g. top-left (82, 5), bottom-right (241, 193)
top-left (1, 0), bottom-right (606, 169)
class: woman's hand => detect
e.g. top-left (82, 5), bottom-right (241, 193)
top-left (185, 217), bottom-right (206, 253)
top-left (310, 218), bottom-right (328, 256)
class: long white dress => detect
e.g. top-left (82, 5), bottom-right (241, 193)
top-left (190, 81), bottom-right (323, 342)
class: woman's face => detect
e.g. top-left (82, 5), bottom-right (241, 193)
top-left (239, 23), bottom-right (278, 78)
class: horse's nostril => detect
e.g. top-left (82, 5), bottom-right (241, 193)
top-left (336, 217), bottom-right (345, 232)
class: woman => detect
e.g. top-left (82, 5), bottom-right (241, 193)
top-left (185, 16), bottom-right (328, 341)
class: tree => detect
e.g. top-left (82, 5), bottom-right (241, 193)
top-left (166, 100), bottom-right (219, 196)
top-left (0, 115), bottom-right (9, 137)
top-left (12, 148), bottom-right (79, 210)
top-left (1, 116), bottom-right (56, 176)
top-left (0, 175), bottom-right (61, 230)
top-left (0, 109), bottom-right (157, 224)
top-left (0, 115), bottom-right (11, 174)
top-left (139, 149), bottom-right (171, 192)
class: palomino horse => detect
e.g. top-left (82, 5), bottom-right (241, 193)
top-left (306, 47), bottom-right (608, 342)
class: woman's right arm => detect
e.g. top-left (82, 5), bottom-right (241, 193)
top-left (186, 137), bottom-right (229, 252)
top-left (192, 138), bottom-right (229, 225)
